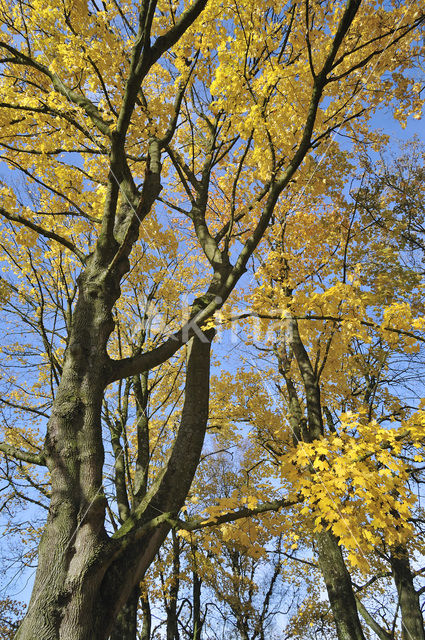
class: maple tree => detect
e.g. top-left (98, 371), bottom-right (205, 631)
top-left (222, 147), bottom-right (425, 639)
top-left (0, 0), bottom-right (424, 638)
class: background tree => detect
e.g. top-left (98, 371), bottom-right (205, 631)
top-left (221, 146), bottom-right (425, 639)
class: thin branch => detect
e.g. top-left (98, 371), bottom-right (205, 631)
top-left (0, 206), bottom-right (86, 261)
top-left (355, 595), bottom-right (393, 640)
top-left (0, 42), bottom-right (112, 136)
top-left (227, 312), bottom-right (425, 345)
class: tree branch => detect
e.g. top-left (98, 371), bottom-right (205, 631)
top-left (177, 496), bottom-right (301, 532)
top-left (228, 312), bottom-right (425, 345)
top-left (0, 442), bottom-right (46, 466)
top-left (355, 596), bottom-right (393, 640)
top-left (0, 42), bottom-right (112, 136)
top-left (0, 206), bottom-right (86, 261)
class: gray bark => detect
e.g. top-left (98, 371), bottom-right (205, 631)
top-left (109, 586), bottom-right (140, 640)
top-left (316, 531), bottom-right (366, 640)
top-left (390, 545), bottom-right (425, 640)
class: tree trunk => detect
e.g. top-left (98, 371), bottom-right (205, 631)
top-left (139, 590), bottom-right (151, 640)
top-left (192, 571), bottom-right (202, 640)
top-left (316, 530), bottom-right (366, 640)
top-left (15, 258), bottom-right (122, 640)
top-left (109, 585), bottom-right (140, 640)
top-left (15, 262), bottom-right (214, 640)
top-left (166, 530), bottom-right (181, 640)
top-left (390, 544), bottom-right (425, 640)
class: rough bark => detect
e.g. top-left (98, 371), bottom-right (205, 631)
top-left (16, 253), bottom-right (124, 640)
top-left (109, 586), bottom-right (140, 640)
top-left (316, 531), bottom-right (366, 640)
top-left (99, 332), bottom-right (214, 639)
top-left (390, 545), bottom-right (425, 640)
top-left (15, 307), bottom-right (214, 639)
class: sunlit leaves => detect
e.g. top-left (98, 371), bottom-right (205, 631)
top-left (280, 412), bottom-right (424, 570)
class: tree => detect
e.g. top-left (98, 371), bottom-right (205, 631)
top-left (226, 148), bottom-right (425, 639)
top-left (0, 0), bottom-right (424, 637)
top-left (181, 455), bottom-right (290, 640)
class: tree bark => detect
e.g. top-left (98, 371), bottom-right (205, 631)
top-left (192, 570), bottom-right (202, 640)
top-left (15, 256), bottom-right (122, 640)
top-left (139, 590), bottom-right (151, 640)
top-left (355, 595), bottom-right (392, 640)
top-left (390, 545), bottom-right (425, 640)
top-left (166, 530), bottom-right (181, 640)
top-left (109, 585), bottom-right (140, 640)
top-left (316, 530), bottom-right (366, 640)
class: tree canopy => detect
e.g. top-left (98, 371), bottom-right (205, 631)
top-left (0, 0), bottom-right (424, 638)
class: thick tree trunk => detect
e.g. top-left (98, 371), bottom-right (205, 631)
top-left (109, 585), bottom-right (140, 640)
top-left (316, 530), bottom-right (366, 640)
top-left (390, 545), bottom-right (425, 640)
top-left (15, 254), bottom-right (214, 640)
top-left (16, 259), bottom-right (121, 640)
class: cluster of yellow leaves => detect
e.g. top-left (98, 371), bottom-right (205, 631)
top-left (281, 411), bottom-right (425, 571)
top-left (381, 302), bottom-right (425, 352)
top-left (206, 0), bottom-right (423, 178)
